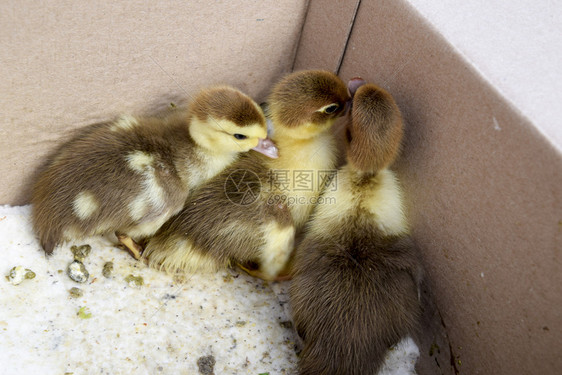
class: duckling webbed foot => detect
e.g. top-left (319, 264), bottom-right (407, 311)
top-left (115, 232), bottom-right (143, 260)
top-left (236, 261), bottom-right (292, 282)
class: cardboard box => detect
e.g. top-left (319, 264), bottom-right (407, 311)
top-left (2, 1), bottom-right (560, 373)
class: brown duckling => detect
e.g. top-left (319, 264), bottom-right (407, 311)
top-left (143, 70), bottom-right (350, 279)
top-left (32, 86), bottom-right (276, 258)
top-left (289, 81), bottom-right (423, 374)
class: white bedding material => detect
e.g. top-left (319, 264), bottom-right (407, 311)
top-left (0, 205), bottom-right (419, 374)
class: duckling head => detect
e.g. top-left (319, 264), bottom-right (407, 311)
top-left (189, 86), bottom-right (278, 158)
top-left (346, 82), bottom-right (404, 173)
top-left (267, 70), bottom-right (350, 140)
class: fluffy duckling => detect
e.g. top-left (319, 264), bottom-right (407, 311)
top-left (289, 81), bottom-right (423, 374)
top-left (143, 70), bottom-right (350, 279)
top-left (32, 86), bottom-right (276, 258)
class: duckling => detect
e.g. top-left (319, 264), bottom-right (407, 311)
top-left (32, 86), bottom-right (276, 258)
top-left (143, 70), bottom-right (350, 279)
top-left (266, 70), bottom-right (350, 229)
top-left (289, 81), bottom-right (423, 374)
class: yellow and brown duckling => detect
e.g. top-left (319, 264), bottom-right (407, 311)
top-left (289, 80), bottom-right (423, 374)
top-left (143, 70), bottom-right (350, 279)
top-left (32, 86), bottom-right (276, 258)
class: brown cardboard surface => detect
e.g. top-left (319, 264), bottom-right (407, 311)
top-left (324, 0), bottom-right (561, 374)
top-left (292, 0), bottom-right (360, 73)
top-left (0, 0), bottom-right (307, 205)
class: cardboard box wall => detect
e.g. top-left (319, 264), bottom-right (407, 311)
top-left (0, 0), bottom-right (308, 204)
top-left (2, 1), bottom-right (561, 374)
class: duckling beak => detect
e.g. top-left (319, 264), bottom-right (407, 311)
top-left (252, 138), bottom-right (279, 158)
top-left (345, 77), bottom-right (368, 115)
top-left (348, 77), bottom-right (367, 98)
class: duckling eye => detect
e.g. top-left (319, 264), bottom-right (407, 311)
top-left (233, 134), bottom-right (248, 140)
top-left (323, 104), bottom-right (340, 114)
